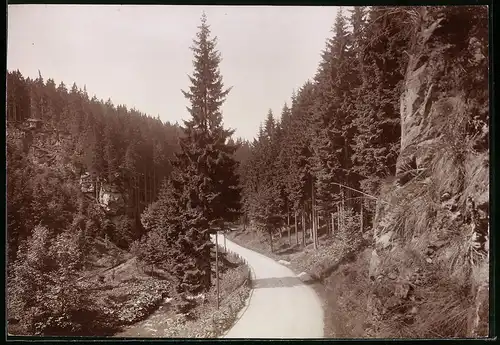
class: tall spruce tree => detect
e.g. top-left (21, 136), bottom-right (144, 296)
top-left (351, 7), bottom-right (411, 205)
top-left (311, 8), bottom-right (352, 216)
top-left (254, 111), bottom-right (284, 250)
top-left (173, 12), bottom-right (241, 297)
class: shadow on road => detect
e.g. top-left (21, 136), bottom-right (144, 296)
top-left (252, 276), bottom-right (314, 289)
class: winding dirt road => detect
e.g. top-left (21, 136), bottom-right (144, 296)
top-left (215, 233), bottom-right (324, 339)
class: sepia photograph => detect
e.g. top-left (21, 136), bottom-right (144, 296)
top-left (6, 4), bottom-right (490, 339)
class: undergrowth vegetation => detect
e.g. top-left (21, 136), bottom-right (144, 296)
top-left (116, 250), bottom-right (251, 338)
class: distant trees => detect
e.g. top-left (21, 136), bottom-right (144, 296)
top-left (6, 69), bottom-right (182, 253)
top-left (244, 110), bottom-right (284, 251)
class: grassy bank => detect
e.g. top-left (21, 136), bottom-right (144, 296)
top-left (116, 248), bottom-right (251, 338)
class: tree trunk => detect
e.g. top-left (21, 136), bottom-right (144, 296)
top-left (153, 168), bottom-right (156, 200)
top-left (337, 204), bottom-right (341, 235)
top-left (341, 188), bottom-right (345, 230)
top-left (150, 170), bottom-right (154, 202)
top-left (135, 174), bottom-right (140, 224)
top-left (144, 170), bottom-right (148, 205)
top-left (302, 207), bottom-right (306, 246)
top-left (269, 229), bottom-right (274, 253)
top-left (287, 204), bottom-right (291, 246)
top-left (360, 200), bottom-right (364, 234)
top-left (317, 214), bottom-right (321, 246)
top-left (326, 214), bottom-right (330, 236)
top-left (95, 178), bottom-right (98, 201)
top-left (309, 212), bottom-right (313, 241)
top-left (312, 180), bottom-right (318, 250)
top-left (294, 210), bottom-right (299, 245)
top-left (331, 212), bottom-right (335, 237)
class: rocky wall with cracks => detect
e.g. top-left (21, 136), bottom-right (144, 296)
top-left (367, 6), bottom-right (489, 338)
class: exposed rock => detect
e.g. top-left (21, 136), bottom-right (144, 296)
top-left (368, 7), bottom-right (489, 337)
top-left (98, 183), bottom-right (125, 214)
top-left (376, 231), bottom-right (393, 250)
top-left (368, 249), bottom-right (381, 280)
top-left (440, 192), bottom-right (451, 202)
top-left (297, 272), bottom-right (313, 283)
top-left (80, 172), bottom-right (95, 194)
top-left (394, 283), bottom-right (411, 299)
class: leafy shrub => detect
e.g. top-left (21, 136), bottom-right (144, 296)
top-left (9, 225), bottom-right (98, 335)
top-left (336, 207), bottom-right (363, 252)
top-left (130, 228), bottom-right (169, 272)
top-left (112, 215), bottom-right (135, 249)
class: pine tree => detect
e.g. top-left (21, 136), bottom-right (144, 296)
top-left (172, 12), bottom-right (241, 297)
top-left (246, 111), bottom-right (285, 251)
top-left (351, 7), bottom-right (411, 205)
top-left (287, 82), bottom-right (315, 246)
top-left (311, 8), bottom-right (352, 217)
top-left (277, 103), bottom-right (293, 242)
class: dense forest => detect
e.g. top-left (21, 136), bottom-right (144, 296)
top-left (232, 5), bottom-right (489, 338)
top-left (7, 12), bottom-right (251, 333)
top-left (7, 71), bottom-right (180, 254)
top-left (239, 6), bottom-right (488, 253)
top-left (7, 5), bottom-right (489, 338)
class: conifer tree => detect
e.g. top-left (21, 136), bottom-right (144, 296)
top-left (351, 7), bottom-right (411, 205)
top-left (311, 8), bottom-right (352, 217)
top-left (173, 12), bottom-right (241, 296)
top-left (240, 112), bottom-right (281, 250)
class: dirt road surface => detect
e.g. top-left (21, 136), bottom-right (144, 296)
top-left (215, 233), bottom-right (324, 339)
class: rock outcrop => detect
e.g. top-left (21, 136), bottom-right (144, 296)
top-left (368, 7), bottom-right (489, 338)
top-left (79, 173), bottom-right (126, 214)
top-left (80, 172), bottom-right (95, 194)
top-left (98, 183), bottom-right (125, 214)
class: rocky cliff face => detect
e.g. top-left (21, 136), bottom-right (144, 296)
top-left (16, 121), bottom-right (128, 217)
top-left (79, 173), bottom-right (126, 215)
top-left (368, 7), bottom-right (489, 338)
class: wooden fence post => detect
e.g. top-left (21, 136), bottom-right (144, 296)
top-left (215, 232), bottom-right (220, 310)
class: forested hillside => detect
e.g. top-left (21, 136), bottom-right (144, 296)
top-left (6, 5), bottom-right (489, 339)
top-left (234, 5), bottom-right (489, 338)
top-left (7, 70), bottom-right (184, 256)
top-left (6, 14), bottom-right (252, 334)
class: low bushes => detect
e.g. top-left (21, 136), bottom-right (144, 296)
top-left (323, 249), bottom-right (372, 338)
top-left (8, 223), bottom-right (172, 336)
top-left (164, 264), bottom-right (251, 338)
top-left (116, 252), bottom-right (251, 338)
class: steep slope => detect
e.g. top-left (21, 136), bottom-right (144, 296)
top-left (367, 6), bottom-right (489, 337)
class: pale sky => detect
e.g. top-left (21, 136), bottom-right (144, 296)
top-left (7, 5), bottom-right (339, 141)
